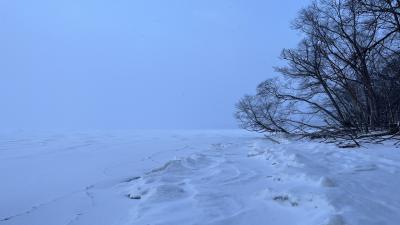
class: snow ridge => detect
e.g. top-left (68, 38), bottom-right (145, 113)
top-left (123, 140), bottom-right (338, 225)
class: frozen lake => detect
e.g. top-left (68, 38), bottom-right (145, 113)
top-left (1, 130), bottom-right (399, 225)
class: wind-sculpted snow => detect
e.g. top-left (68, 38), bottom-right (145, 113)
top-left (0, 130), bottom-right (399, 225)
top-left (122, 140), bottom-right (336, 225)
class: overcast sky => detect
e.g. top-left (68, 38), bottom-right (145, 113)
top-left (0, 0), bottom-right (309, 130)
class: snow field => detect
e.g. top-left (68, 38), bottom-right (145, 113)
top-left (0, 130), bottom-right (399, 225)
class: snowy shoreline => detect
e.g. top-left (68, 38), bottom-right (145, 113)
top-left (1, 130), bottom-right (399, 225)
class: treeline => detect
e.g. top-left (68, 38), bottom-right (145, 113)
top-left (236, 0), bottom-right (400, 138)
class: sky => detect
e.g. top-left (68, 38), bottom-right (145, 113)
top-left (0, 0), bottom-right (309, 130)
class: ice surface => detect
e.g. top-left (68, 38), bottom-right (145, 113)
top-left (0, 130), bottom-right (399, 225)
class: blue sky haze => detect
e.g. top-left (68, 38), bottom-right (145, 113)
top-left (0, 0), bottom-right (309, 129)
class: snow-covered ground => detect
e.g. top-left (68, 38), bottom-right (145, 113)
top-left (0, 130), bottom-right (399, 225)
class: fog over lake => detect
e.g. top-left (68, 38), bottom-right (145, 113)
top-left (0, 0), bottom-right (308, 130)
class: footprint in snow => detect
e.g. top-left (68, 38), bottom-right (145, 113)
top-left (272, 194), bottom-right (300, 207)
top-left (325, 215), bottom-right (345, 225)
top-left (247, 150), bottom-right (265, 158)
top-left (352, 164), bottom-right (378, 172)
top-left (319, 176), bottom-right (336, 188)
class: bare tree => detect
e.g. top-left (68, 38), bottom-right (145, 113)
top-left (235, 79), bottom-right (291, 134)
top-left (236, 0), bottom-right (400, 139)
